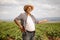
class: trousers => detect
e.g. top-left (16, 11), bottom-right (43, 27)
top-left (22, 30), bottom-right (35, 40)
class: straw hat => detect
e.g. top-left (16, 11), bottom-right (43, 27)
top-left (24, 5), bottom-right (34, 11)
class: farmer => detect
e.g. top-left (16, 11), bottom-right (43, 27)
top-left (14, 5), bottom-right (47, 40)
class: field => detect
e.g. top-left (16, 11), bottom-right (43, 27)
top-left (0, 21), bottom-right (60, 40)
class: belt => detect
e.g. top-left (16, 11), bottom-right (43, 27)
top-left (26, 30), bottom-right (35, 33)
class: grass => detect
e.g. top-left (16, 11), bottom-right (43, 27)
top-left (0, 21), bottom-right (60, 40)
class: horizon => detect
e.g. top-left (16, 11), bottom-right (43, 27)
top-left (0, 17), bottom-right (60, 21)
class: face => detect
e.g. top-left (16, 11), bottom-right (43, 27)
top-left (26, 7), bottom-right (32, 13)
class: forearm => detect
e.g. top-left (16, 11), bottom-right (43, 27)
top-left (38, 19), bottom-right (48, 24)
top-left (14, 19), bottom-right (23, 29)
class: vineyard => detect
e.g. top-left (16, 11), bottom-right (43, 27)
top-left (0, 21), bottom-right (60, 40)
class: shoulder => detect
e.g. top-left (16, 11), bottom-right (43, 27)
top-left (20, 13), bottom-right (24, 15)
top-left (31, 14), bottom-right (35, 17)
top-left (19, 13), bottom-right (25, 16)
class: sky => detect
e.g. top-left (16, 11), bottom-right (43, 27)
top-left (0, 0), bottom-right (60, 21)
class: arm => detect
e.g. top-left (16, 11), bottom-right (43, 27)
top-left (38, 19), bottom-right (48, 24)
top-left (14, 18), bottom-right (25, 32)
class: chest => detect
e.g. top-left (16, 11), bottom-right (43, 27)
top-left (21, 14), bottom-right (35, 24)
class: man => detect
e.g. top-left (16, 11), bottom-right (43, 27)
top-left (14, 5), bottom-right (47, 40)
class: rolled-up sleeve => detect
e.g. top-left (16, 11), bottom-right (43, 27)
top-left (15, 13), bottom-right (23, 20)
top-left (34, 18), bottom-right (39, 24)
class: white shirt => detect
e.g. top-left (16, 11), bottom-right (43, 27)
top-left (25, 15), bottom-right (35, 31)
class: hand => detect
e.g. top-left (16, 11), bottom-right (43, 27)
top-left (20, 26), bottom-right (26, 32)
top-left (21, 28), bottom-right (26, 32)
top-left (43, 19), bottom-right (48, 22)
top-left (38, 19), bottom-right (48, 24)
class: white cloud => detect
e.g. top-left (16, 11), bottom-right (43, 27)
top-left (41, 4), bottom-right (56, 9)
top-left (0, 0), bottom-right (18, 4)
top-left (0, 0), bottom-right (60, 21)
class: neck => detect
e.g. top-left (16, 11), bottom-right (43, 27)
top-left (26, 12), bottom-right (31, 16)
